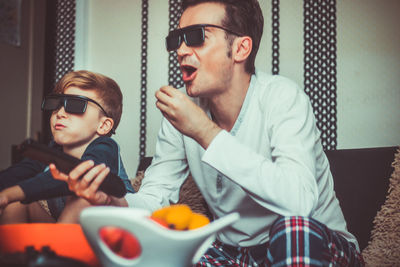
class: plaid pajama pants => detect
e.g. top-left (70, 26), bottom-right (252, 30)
top-left (195, 216), bottom-right (364, 267)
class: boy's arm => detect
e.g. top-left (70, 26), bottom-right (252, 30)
top-left (0, 157), bottom-right (69, 205)
top-left (18, 171), bottom-right (72, 203)
top-left (50, 162), bottom-right (128, 207)
top-left (80, 136), bottom-right (135, 193)
top-left (50, 137), bottom-right (132, 206)
top-left (18, 137), bottom-right (131, 204)
top-left (0, 158), bottom-right (45, 191)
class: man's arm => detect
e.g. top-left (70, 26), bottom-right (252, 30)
top-left (202, 80), bottom-right (321, 217)
top-left (125, 117), bottom-right (190, 211)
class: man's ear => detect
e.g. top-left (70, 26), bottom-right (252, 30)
top-left (97, 117), bottom-right (114, 136)
top-left (233, 36), bottom-right (252, 63)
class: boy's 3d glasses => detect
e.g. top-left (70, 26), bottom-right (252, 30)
top-left (42, 94), bottom-right (110, 117)
top-left (165, 24), bottom-right (241, 52)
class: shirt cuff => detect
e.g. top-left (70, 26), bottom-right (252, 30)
top-left (202, 130), bottom-right (231, 165)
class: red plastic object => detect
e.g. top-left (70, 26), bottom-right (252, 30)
top-left (99, 226), bottom-right (142, 259)
top-left (0, 223), bottom-right (99, 266)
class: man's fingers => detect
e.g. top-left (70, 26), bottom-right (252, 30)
top-left (156, 100), bottom-right (172, 116)
top-left (155, 99), bottom-right (165, 110)
top-left (159, 85), bottom-right (176, 96)
top-left (156, 85), bottom-right (182, 103)
top-left (155, 90), bottom-right (171, 107)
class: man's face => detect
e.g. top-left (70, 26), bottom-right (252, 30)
top-left (50, 87), bottom-right (104, 150)
top-left (177, 2), bottom-right (234, 98)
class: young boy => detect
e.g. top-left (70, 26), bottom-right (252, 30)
top-left (0, 70), bottom-right (134, 223)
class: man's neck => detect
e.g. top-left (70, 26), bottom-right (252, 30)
top-left (209, 71), bottom-right (252, 131)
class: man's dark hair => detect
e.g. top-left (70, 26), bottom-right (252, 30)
top-left (182, 0), bottom-right (264, 74)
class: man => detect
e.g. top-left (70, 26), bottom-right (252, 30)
top-left (53, 0), bottom-right (364, 266)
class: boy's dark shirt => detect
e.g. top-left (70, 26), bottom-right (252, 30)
top-left (0, 136), bottom-right (134, 203)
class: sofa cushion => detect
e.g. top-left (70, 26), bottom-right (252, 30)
top-left (325, 147), bottom-right (397, 251)
top-left (361, 147), bottom-right (400, 266)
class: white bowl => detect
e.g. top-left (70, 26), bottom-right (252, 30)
top-left (79, 207), bottom-right (239, 267)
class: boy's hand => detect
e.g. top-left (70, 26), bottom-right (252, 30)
top-left (155, 86), bottom-right (221, 149)
top-left (50, 161), bottom-right (126, 206)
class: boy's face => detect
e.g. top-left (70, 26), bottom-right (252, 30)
top-left (50, 87), bottom-right (105, 150)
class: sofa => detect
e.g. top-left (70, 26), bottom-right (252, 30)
top-left (324, 146), bottom-right (397, 251)
top-left (134, 146), bottom-right (400, 265)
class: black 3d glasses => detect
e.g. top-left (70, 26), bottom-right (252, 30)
top-left (42, 94), bottom-right (110, 117)
top-left (165, 24), bottom-right (241, 52)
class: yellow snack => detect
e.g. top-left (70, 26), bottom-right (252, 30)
top-left (150, 204), bottom-right (210, 231)
top-left (151, 206), bottom-right (172, 220)
top-left (188, 213), bottom-right (210, 230)
top-left (165, 204), bottom-right (193, 230)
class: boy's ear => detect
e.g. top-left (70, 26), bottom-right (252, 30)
top-left (97, 117), bottom-right (114, 136)
top-left (233, 36), bottom-right (252, 63)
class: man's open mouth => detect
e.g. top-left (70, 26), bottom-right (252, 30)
top-left (181, 65), bottom-right (198, 82)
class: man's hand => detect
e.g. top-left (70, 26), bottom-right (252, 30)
top-left (50, 161), bottom-right (127, 207)
top-left (155, 86), bottom-right (221, 149)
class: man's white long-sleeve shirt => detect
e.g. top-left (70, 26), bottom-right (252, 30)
top-left (126, 71), bottom-right (359, 250)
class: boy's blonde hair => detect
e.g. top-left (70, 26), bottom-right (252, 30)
top-left (53, 70), bottom-right (123, 134)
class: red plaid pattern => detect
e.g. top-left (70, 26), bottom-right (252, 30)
top-left (195, 216), bottom-right (364, 267)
